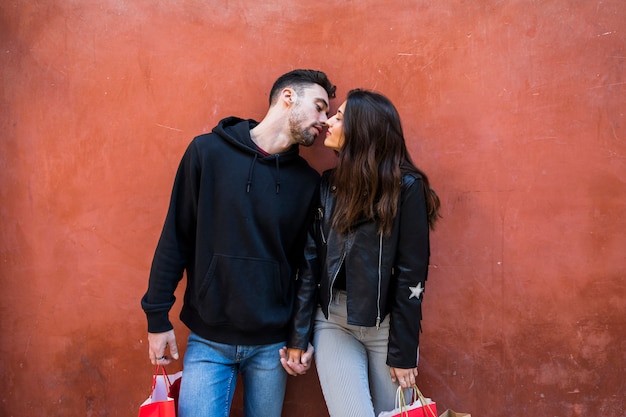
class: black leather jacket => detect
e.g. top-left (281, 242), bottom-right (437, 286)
top-left (288, 169), bottom-right (431, 368)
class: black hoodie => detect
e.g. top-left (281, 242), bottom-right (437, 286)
top-left (141, 117), bottom-right (320, 345)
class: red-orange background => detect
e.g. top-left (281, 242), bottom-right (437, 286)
top-left (1, 1), bottom-right (625, 416)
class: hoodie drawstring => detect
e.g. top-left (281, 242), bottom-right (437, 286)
top-left (246, 154), bottom-right (258, 193)
top-left (274, 156), bottom-right (281, 194)
top-left (245, 153), bottom-right (282, 194)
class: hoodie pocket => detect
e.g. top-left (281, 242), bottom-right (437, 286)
top-left (195, 254), bottom-right (285, 331)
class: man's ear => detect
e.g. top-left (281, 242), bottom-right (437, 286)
top-left (280, 88), bottom-right (295, 107)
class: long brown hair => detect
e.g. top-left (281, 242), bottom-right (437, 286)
top-left (330, 89), bottom-right (440, 235)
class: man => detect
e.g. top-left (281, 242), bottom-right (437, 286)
top-left (141, 69), bottom-right (336, 417)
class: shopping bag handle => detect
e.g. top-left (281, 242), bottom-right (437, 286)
top-left (150, 364), bottom-right (172, 398)
top-left (397, 385), bottom-right (437, 417)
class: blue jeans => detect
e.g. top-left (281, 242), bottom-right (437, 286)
top-left (178, 333), bottom-right (287, 417)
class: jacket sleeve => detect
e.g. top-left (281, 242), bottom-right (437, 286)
top-left (140, 140), bottom-right (201, 333)
top-left (287, 183), bottom-right (326, 350)
top-left (386, 177), bottom-right (431, 368)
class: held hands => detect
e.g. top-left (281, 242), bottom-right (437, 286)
top-left (390, 366), bottom-right (418, 389)
top-left (148, 330), bottom-right (179, 365)
top-left (279, 344), bottom-right (314, 376)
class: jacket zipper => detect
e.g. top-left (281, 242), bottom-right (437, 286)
top-left (317, 208), bottom-right (326, 244)
top-left (328, 252), bottom-right (346, 314)
top-left (376, 233), bottom-right (383, 329)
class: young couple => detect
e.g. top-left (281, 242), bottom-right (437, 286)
top-left (141, 69), bottom-right (440, 417)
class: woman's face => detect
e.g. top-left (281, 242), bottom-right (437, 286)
top-left (324, 101), bottom-right (346, 151)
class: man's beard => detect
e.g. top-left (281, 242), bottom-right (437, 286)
top-left (289, 109), bottom-right (317, 147)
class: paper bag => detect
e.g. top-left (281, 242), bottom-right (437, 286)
top-left (439, 410), bottom-right (471, 417)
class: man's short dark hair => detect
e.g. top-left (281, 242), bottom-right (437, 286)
top-left (269, 69), bottom-right (336, 105)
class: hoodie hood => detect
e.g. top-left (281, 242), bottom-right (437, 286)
top-left (212, 117), bottom-right (302, 193)
top-left (212, 116), bottom-right (301, 161)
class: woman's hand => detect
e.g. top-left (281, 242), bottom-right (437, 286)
top-left (390, 366), bottom-right (418, 389)
top-left (279, 344), bottom-right (314, 376)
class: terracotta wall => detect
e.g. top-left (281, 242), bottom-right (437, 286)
top-left (1, 1), bottom-right (624, 416)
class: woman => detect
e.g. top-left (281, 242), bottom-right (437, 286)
top-left (283, 89), bottom-right (441, 417)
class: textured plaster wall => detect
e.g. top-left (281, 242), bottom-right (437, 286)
top-left (1, 0), bottom-right (625, 416)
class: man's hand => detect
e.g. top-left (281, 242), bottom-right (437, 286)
top-left (148, 330), bottom-right (179, 365)
top-left (279, 343), bottom-right (314, 376)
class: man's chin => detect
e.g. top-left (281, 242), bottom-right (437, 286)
top-left (298, 135), bottom-right (317, 147)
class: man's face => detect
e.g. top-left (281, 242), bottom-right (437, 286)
top-left (288, 84), bottom-right (330, 147)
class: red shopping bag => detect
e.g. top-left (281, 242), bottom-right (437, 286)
top-left (138, 365), bottom-right (181, 417)
top-left (378, 385), bottom-right (437, 417)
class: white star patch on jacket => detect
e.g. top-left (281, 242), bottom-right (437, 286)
top-left (408, 282), bottom-right (424, 300)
